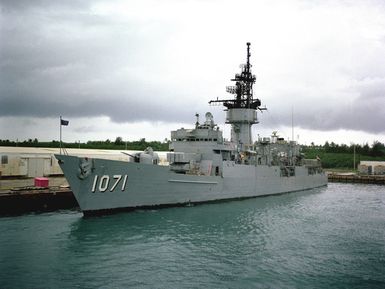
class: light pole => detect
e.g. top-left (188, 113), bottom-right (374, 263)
top-left (353, 144), bottom-right (356, 171)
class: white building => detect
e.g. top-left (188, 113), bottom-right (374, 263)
top-left (358, 161), bottom-right (385, 175)
top-left (0, 147), bottom-right (167, 178)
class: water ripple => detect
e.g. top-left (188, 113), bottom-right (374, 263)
top-left (1, 184), bottom-right (384, 288)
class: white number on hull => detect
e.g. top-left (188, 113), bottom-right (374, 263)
top-left (91, 175), bottom-right (98, 192)
top-left (110, 175), bottom-right (122, 191)
top-left (99, 175), bottom-right (109, 192)
top-left (91, 175), bottom-right (128, 193)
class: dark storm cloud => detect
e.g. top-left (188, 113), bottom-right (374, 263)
top-left (262, 76), bottom-right (385, 134)
top-left (0, 0), bottom-right (203, 124)
top-left (297, 96), bottom-right (385, 133)
top-left (1, 0), bottom-right (385, 135)
top-left (0, 0), bottom-right (92, 11)
top-left (308, 78), bottom-right (385, 133)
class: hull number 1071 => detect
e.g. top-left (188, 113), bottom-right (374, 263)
top-left (91, 175), bottom-right (128, 192)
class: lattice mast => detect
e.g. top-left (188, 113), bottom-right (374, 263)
top-left (209, 42), bottom-right (266, 150)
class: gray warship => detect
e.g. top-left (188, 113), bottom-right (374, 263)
top-left (56, 43), bottom-right (327, 216)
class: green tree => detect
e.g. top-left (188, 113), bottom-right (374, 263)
top-left (114, 136), bottom-right (123, 145)
top-left (371, 141), bottom-right (385, 157)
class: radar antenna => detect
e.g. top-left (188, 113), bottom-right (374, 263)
top-left (209, 42), bottom-right (266, 111)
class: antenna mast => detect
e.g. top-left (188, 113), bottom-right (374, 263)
top-left (209, 42), bottom-right (265, 110)
top-left (209, 43), bottom-right (266, 149)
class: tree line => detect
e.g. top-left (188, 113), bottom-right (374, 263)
top-left (1, 138), bottom-right (384, 156)
top-left (305, 141), bottom-right (385, 157)
top-left (302, 141), bottom-right (385, 169)
top-left (0, 137), bottom-right (169, 151)
top-left (1, 138), bottom-right (384, 169)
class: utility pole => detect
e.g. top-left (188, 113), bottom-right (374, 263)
top-left (353, 144), bottom-right (356, 171)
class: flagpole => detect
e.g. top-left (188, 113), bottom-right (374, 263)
top-left (60, 116), bottom-right (62, 155)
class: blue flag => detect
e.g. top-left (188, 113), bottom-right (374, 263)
top-left (61, 119), bottom-right (69, 126)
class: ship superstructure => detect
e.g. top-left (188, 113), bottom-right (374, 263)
top-left (209, 42), bottom-right (265, 151)
top-left (56, 43), bottom-right (327, 216)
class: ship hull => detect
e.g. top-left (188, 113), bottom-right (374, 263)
top-left (56, 154), bottom-right (327, 215)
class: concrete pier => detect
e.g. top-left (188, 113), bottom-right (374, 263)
top-left (0, 177), bottom-right (78, 216)
top-left (328, 173), bottom-right (385, 185)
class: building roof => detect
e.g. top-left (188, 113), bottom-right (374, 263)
top-left (359, 161), bottom-right (385, 166)
top-left (0, 146), bottom-right (167, 158)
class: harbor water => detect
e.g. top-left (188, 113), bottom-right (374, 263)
top-left (1, 183), bottom-right (384, 288)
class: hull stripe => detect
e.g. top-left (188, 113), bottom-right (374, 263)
top-left (168, 179), bottom-right (218, 184)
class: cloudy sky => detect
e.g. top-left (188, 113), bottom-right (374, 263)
top-left (1, 0), bottom-right (385, 145)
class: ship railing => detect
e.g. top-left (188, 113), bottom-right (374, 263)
top-left (303, 159), bottom-right (322, 167)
